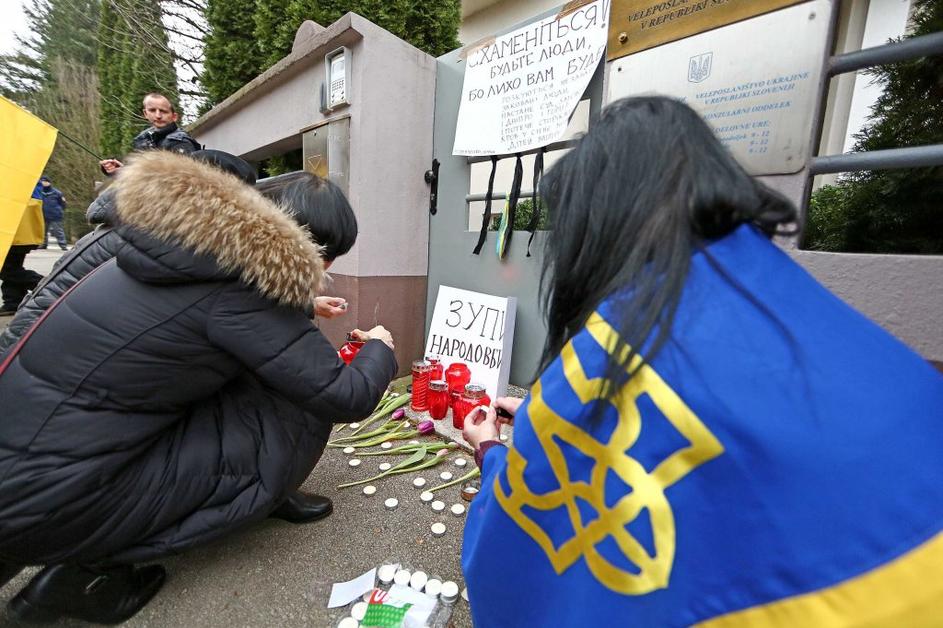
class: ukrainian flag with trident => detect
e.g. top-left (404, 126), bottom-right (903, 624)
top-left (1, 96), bottom-right (59, 263)
top-left (462, 224), bottom-right (943, 627)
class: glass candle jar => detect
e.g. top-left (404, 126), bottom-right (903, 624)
top-left (445, 362), bottom-right (471, 414)
top-left (338, 333), bottom-right (365, 365)
top-left (411, 360), bottom-right (434, 412)
top-left (426, 356), bottom-right (444, 381)
top-left (454, 383), bottom-right (491, 430)
top-left (428, 380), bottom-right (449, 420)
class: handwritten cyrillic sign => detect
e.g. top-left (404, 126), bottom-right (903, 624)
top-left (424, 286), bottom-right (517, 400)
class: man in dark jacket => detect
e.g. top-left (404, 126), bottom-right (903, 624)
top-left (99, 92), bottom-right (201, 175)
top-left (37, 176), bottom-right (67, 250)
top-left (0, 151), bottom-right (397, 623)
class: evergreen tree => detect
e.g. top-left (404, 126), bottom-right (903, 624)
top-left (203, 0), bottom-right (262, 108)
top-left (254, 0), bottom-right (292, 68)
top-left (248, 0), bottom-right (461, 76)
top-left (0, 0), bottom-right (99, 97)
top-left (805, 0), bottom-right (943, 254)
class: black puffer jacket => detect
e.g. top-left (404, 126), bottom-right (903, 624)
top-left (131, 122), bottom-right (201, 153)
top-left (0, 152), bottom-right (396, 565)
top-left (0, 189), bottom-right (124, 355)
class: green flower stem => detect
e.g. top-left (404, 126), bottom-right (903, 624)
top-left (337, 446), bottom-right (428, 489)
top-left (357, 443), bottom-right (458, 457)
top-left (427, 467), bottom-right (481, 493)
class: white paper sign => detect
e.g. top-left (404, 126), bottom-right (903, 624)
top-left (327, 567), bottom-right (376, 608)
top-left (607, 0), bottom-right (830, 175)
top-left (424, 286), bottom-right (517, 400)
top-left (453, 0), bottom-right (611, 156)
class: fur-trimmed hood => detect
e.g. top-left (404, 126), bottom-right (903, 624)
top-left (111, 151), bottom-right (324, 309)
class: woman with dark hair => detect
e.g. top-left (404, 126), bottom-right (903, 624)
top-left (461, 96), bottom-right (943, 626)
top-left (0, 151), bottom-right (397, 623)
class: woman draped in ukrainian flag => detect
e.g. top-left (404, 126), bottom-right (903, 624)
top-left (461, 96), bottom-right (943, 627)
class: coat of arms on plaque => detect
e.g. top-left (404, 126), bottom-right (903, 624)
top-left (688, 52), bottom-right (713, 83)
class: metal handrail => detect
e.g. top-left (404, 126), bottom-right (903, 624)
top-left (810, 145), bottom-right (943, 175)
top-left (828, 31), bottom-right (943, 76)
top-left (813, 31), bottom-right (943, 175)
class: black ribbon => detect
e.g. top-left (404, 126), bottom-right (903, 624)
top-left (472, 156), bottom-right (499, 255)
top-left (525, 149), bottom-right (545, 257)
top-left (498, 154), bottom-right (524, 260)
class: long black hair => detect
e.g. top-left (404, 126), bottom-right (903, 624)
top-left (538, 96), bottom-right (797, 393)
top-left (255, 171), bottom-right (358, 261)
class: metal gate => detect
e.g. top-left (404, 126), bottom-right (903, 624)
top-left (426, 1), bottom-right (943, 386)
top-left (426, 5), bottom-right (606, 387)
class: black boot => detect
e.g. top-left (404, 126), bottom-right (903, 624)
top-left (7, 563), bottom-right (165, 625)
top-left (1, 561), bottom-right (22, 589)
top-left (269, 491), bottom-right (333, 524)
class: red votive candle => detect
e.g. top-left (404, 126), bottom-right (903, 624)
top-left (426, 356), bottom-right (444, 381)
top-left (428, 380), bottom-right (449, 420)
top-left (454, 383), bottom-right (489, 430)
top-left (445, 362), bottom-right (471, 415)
top-left (411, 360), bottom-right (434, 412)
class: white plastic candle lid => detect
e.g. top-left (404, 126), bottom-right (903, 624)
top-left (454, 458), bottom-right (468, 467)
top-left (379, 462), bottom-right (391, 471)
top-left (431, 500), bottom-right (445, 512)
top-left (349, 423), bottom-right (360, 430)
top-left (420, 491), bottom-right (434, 502)
top-left (441, 581), bottom-right (459, 599)
top-left (450, 504), bottom-right (466, 517)
top-left (499, 434), bottom-right (509, 442)
top-left (393, 569), bottom-right (411, 586)
top-left (362, 485), bottom-right (376, 496)
top-left (409, 571), bottom-right (428, 591)
top-left (424, 579), bottom-right (442, 597)
top-left (343, 446), bottom-right (355, 454)
top-left (439, 471), bottom-right (453, 481)
top-left (381, 441), bottom-right (393, 450)
top-left (412, 477), bottom-right (427, 488)
top-left (351, 601), bottom-right (368, 621)
top-left (377, 564), bottom-right (397, 584)
top-left (337, 617), bottom-right (358, 628)
top-left (384, 498), bottom-right (399, 510)
top-left (348, 458), bottom-right (361, 467)
top-left (431, 522), bottom-right (446, 537)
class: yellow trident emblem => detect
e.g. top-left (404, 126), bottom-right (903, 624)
top-left (495, 313), bottom-right (724, 595)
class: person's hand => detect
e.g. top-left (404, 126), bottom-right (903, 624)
top-left (493, 397), bottom-right (522, 424)
top-left (99, 159), bottom-right (123, 175)
top-left (463, 405), bottom-right (501, 451)
top-left (315, 296), bottom-right (347, 319)
top-left (352, 326), bottom-right (394, 351)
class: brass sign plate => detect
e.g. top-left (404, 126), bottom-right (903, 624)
top-left (607, 0), bottom-right (806, 61)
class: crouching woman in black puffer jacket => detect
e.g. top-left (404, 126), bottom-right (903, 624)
top-left (0, 151), bottom-right (397, 623)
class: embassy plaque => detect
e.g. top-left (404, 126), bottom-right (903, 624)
top-left (607, 0), bottom-right (831, 175)
top-left (607, 0), bottom-right (806, 61)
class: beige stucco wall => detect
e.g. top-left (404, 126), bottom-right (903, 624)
top-left (459, 0), bottom-right (561, 44)
top-left (189, 14), bottom-right (435, 280)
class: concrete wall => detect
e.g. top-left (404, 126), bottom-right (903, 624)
top-left (189, 14), bottom-right (436, 373)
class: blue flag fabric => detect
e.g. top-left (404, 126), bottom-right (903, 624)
top-left (462, 224), bottom-right (943, 627)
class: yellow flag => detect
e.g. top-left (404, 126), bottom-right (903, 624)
top-left (1, 96), bottom-right (58, 262)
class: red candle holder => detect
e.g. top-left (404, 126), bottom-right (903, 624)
top-left (428, 380), bottom-right (449, 420)
top-left (411, 360), bottom-right (434, 412)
